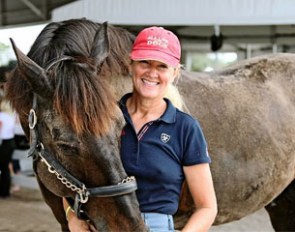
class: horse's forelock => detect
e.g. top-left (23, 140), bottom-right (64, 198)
top-left (52, 61), bottom-right (120, 137)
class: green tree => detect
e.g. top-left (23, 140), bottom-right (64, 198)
top-left (0, 42), bottom-right (11, 66)
top-left (0, 42), bottom-right (9, 50)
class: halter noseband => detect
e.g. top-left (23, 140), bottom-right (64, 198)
top-left (28, 90), bottom-right (137, 219)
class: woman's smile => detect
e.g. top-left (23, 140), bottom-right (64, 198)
top-left (142, 78), bottom-right (159, 86)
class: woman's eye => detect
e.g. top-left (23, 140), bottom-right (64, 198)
top-left (139, 60), bottom-right (149, 64)
top-left (138, 60), bottom-right (151, 67)
top-left (159, 64), bottom-right (168, 69)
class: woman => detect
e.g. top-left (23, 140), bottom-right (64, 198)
top-left (65, 26), bottom-right (217, 232)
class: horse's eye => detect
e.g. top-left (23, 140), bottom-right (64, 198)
top-left (57, 143), bottom-right (79, 154)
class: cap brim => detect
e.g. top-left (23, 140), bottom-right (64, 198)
top-left (130, 49), bottom-right (179, 68)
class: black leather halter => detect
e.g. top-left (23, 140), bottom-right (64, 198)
top-left (27, 81), bottom-right (137, 219)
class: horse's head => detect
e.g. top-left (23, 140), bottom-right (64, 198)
top-left (7, 19), bottom-right (146, 231)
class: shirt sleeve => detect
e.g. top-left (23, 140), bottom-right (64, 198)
top-left (182, 119), bottom-right (211, 166)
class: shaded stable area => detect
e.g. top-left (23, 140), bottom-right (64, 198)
top-left (4, 1), bottom-right (294, 231)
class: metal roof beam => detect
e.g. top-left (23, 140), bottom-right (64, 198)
top-left (21, 0), bottom-right (46, 19)
top-left (0, 0), bottom-right (7, 26)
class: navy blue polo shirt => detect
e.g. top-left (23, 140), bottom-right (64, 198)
top-left (119, 93), bottom-right (211, 215)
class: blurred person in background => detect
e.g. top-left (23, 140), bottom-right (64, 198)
top-left (0, 64), bottom-right (17, 198)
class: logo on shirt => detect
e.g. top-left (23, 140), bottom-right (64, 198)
top-left (161, 133), bottom-right (170, 143)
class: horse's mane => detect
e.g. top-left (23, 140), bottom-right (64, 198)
top-left (6, 18), bottom-right (135, 136)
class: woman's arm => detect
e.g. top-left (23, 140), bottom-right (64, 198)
top-left (181, 163), bottom-right (218, 232)
top-left (62, 198), bottom-right (97, 232)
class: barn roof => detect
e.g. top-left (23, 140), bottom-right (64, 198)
top-left (0, 0), bottom-right (76, 28)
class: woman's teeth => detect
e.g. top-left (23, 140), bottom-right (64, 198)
top-left (142, 79), bottom-right (158, 86)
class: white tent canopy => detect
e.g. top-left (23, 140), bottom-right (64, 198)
top-left (52, 0), bottom-right (295, 26)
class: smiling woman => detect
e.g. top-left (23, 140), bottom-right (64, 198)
top-left (65, 25), bottom-right (217, 232)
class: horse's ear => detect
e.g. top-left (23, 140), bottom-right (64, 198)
top-left (90, 21), bottom-right (109, 67)
top-left (10, 38), bottom-right (53, 98)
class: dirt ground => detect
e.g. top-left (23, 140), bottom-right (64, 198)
top-left (0, 187), bottom-right (274, 232)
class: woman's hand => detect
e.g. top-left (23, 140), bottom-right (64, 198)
top-left (63, 198), bottom-right (97, 232)
top-left (67, 210), bottom-right (97, 232)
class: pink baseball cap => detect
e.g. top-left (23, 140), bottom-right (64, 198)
top-left (130, 26), bottom-right (181, 67)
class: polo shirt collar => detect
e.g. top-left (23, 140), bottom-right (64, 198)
top-left (161, 98), bottom-right (176, 124)
top-left (119, 93), bottom-right (177, 124)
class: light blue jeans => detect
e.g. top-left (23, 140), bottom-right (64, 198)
top-left (141, 212), bottom-right (174, 232)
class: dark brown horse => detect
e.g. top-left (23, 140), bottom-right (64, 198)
top-left (3, 18), bottom-right (295, 231)
top-left (5, 19), bottom-right (146, 232)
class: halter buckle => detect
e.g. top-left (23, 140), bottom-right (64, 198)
top-left (28, 109), bottom-right (37, 129)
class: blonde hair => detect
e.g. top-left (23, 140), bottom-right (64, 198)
top-left (165, 66), bottom-right (188, 112)
top-left (165, 84), bottom-right (186, 111)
